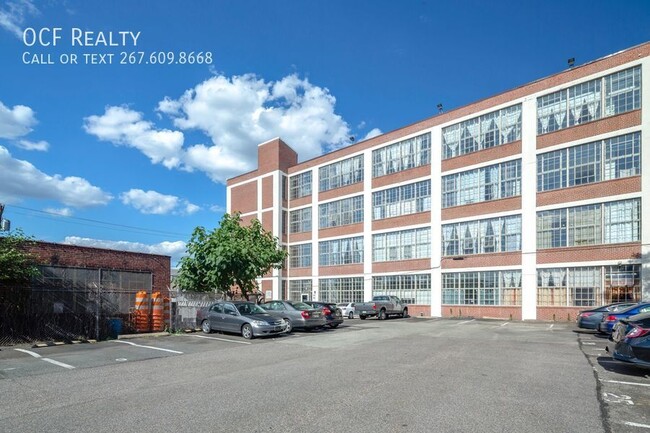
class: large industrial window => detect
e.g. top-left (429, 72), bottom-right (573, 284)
top-left (372, 227), bottom-right (431, 262)
top-left (372, 180), bottom-right (431, 220)
top-left (372, 274), bottom-right (431, 305)
top-left (289, 207), bottom-right (312, 234)
top-left (319, 236), bottom-right (364, 266)
top-left (319, 196), bottom-right (364, 229)
top-left (289, 279), bottom-right (312, 302)
top-left (319, 277), bottom-right (364, 303)
top-left (442, 214), bottom-right (521, 257)
top-left (537, 132), bottom-right (641, 192)
top-left (442, 104), bottom-right (521, 159)
top-left (537, 198), bottom-right (641, 249)
top-left (372, 133), bottom-right (431, 177)
top-left (289, 171), bottom-right (312, 200)
top-left (289, 243), bottom-right (312, 268)
top-left (537, 66), bottom-right (641, 135)
top-left (319, 155), bottom-right (364, 192)
top-left (442, 270), bottom-right (521, 306)
top-left (442, 159), bottom-right (521, 208)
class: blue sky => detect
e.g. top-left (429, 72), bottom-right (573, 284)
top-left (1, 0), bottom-right (649, 266)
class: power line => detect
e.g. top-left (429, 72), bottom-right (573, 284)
top-left (6, 204), bottom-right (192, 238)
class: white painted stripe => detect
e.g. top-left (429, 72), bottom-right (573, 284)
top-left (549, 324), bottom-right (554, 330)
top-left (14, 348), bottom-right (42, 358)
top-left (113, 340), bottom-right (183, 354)
top-left (601, 380), bottom-right (650, 388)
top-left (14, 349), bottom-right (75, 369)
top-left (457, 319), bottom-right (475, 325)
top-left (190, 334), bottom-right (251, 345)
top-left (42, 358), bottom-right (75, 369)
top-left (582, 342), bottom-right (596, 345)
top-left (500, 322), bottom-right (509, 327)
top-left (624, 422), bottom-right (650, 429)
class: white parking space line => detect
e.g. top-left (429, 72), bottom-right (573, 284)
top-left (624, 421), bottom-right (650, 429)
top-left (190, 335), bottom-right (251, 345)
top-left (601, 379), bottom-right (650, 388)
top-left (582, 342), bottom-right (596, 345)
top-left (457, 319), bottom-right (475, 325)
top-left (500, 322), bottom-right (509, 327)
top-left (112, 340), bottom-right (183, 354)
top-left (14, 348), bottom-right (75, 370)
top-left (548, 324), bottom-right (554, 330)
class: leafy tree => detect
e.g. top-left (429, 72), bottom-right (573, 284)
top-left (176, 213), bottom-right (287, 301)
top-left (0, 229), bottom-right (38, 286)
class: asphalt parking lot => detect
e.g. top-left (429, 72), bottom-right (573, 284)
top-left (0, 318), bottom-right (648, 432)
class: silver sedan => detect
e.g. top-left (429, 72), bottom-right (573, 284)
top-left (199, 301), bottom-right (287, 339)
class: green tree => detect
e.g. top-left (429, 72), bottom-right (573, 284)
top-left (0, 229), bottom-right (38, 286)
top-left (176, 213), bottom-right (287, 301)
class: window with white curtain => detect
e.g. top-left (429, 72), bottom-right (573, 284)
top-left (372, 133), bottom-right (431, 177)
top-left (372, 180), bottom-right (431, 220)
top-left (289, 207), bottom-right (312, 233)
top-left (537, 66), bottom-right (641, 135)
top-left (319, 277), bottom-right (365, 303)
top-left (604, 199), bottom-right (641, 243)
top-left (442, 215), bottom-right (521, 256)
top-left (537, 267), bottom-right (603, 307)
top-left (442, 104), bottom-right (522, 159)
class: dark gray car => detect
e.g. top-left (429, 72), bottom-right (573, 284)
top-left (198, 301), bottom-right (287, 339)
top-left (259, 300), bottom-right (326, 332)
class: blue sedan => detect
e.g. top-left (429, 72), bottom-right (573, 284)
top-left (598, 302), bottom-right (650, 334)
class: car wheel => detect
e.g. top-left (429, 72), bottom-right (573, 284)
top-left (348, 311), bottom-right (354, 319)
top-left (285, 319), bottom-right (293, 333)
top-left (402, 308), bottom-right (408, 318)
top-left (201, 320), bottom-right (211, 334)
top-left (360, 315), bottom-right (366, 320)
top-left (378, 309), bottom-right (387, 320)
top-left (241, 324), bottom-right (253, 340)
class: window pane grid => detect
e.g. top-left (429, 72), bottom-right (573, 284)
top-left (442, 270), bottom-right (521, 306)
top-left (372, 133), bottom-right (431, 177)
top-left (319, 277), bottom-right (364, 303)
top-left (373, 274), bottom-right (431, 304)
top-left (442, 159), bottom-right (521, 208)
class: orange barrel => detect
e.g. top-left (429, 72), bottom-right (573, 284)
top-left (134, 290), bottom-right (150, 332)
top-left (151, 292), bottom-right (164, 331)
top-left (163, 297), bottom-right (171, 330)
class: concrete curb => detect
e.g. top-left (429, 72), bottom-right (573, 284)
top-left (31, 339), bottom-right (96, 348)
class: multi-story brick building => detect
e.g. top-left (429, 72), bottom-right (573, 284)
top-left (227, 42), bottom-right (649, 321)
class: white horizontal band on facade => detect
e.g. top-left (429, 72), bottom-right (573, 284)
top-left (536, 259), bottom-right (642, 269)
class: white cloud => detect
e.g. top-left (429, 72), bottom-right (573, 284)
top-left (158, 73), bottom-right (351, 183)
top-left (120, 188), bottom-right (199, 215)
top-left (362, 128), bottom-right (382, 141)
top-left (0, 101), bottom-right (37, 139)
top-left (209, 204), bottom-right (225, 213)
top-left (44, 207), bottom-right (73, 217)
top-left (0, 0), bottom-right (39, 39)
top-left (17, 139), bottom-right (49, 151)
top-left (0, 145), bottom-right (113, 207)
top-left (83, 106), bottom-right (184, 169)
top-left (63, 236), bottom-right (186, 265)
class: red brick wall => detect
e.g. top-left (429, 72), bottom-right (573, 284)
top-left (537, 176), bottom-right (641, 207)
top-left (319, 264), bottom-right (363, 276)
top-left (442, 305), bottom-right (522, 320)
top-left (372, 211), bottom-right (430, 231)
top-left (262, 176), bottom-right (274, 209)
top-left (319, 183), bottom-right (364, 202)
top-left (22, 241), bottom-right (171, 295)
top-left (442, 196), bottom-right (521, 221)
top-left (442, 141), bottom-right (522, 173)
top-left (537, 243), bottom-right (641, 264)
top-left (372, 165), bottom-right (431, 189)
top-left (319, 223), bottom-right (364, 239)
top-left (373, 258), bottom-right (430, 273)
top-left (536, 110), bottom-right (641, 149)
top-left (442, 252), bottom-right (521, 269)
top-left (537, 307), bottom-right (583, 322)
top-left (258, 138), bottom-right (298, 174)
top-left (231, 181), bottom-right (258, 214)
top-left (407, 305), bottom-right (431, 317)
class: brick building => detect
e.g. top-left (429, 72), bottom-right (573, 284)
top-left (226, 42), bottom-right (650, 321)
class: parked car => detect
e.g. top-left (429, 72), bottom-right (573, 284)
top-left (337, 302), bottom-right (356, 319)
top-left (597, 302), bottom-right (650, 334)
top-left (355, 295), bottom-right (408, 320)
top-left (305, 301), bottom-right (343, 328)
top-left (609, 311), bottom-right (650, 368)
top-left (259, 300), bottom-right (326, 332)
top-left (576, 302), bottom-right (636, 330)
top-left (197, 301), bottom-right (287, 339)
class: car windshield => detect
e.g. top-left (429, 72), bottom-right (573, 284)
top-left (237, 303), bottom-right (267, 315)
top-left (288, 301), bottom-right (312, 310)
